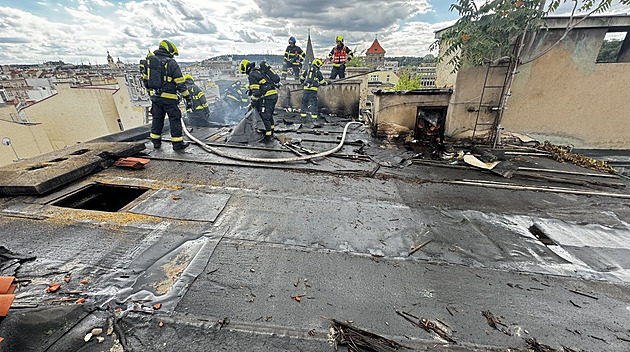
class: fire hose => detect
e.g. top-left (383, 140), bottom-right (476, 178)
top-left (182, 119), bottom-right (363, 163)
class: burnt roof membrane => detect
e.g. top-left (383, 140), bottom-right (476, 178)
top-left (0, 111), bottom-right (629, 351)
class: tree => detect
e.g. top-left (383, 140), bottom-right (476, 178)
top-left (432, 0), bottom-right (630, 72)
top-left (346, 56), bottom-right (366, 67)
top-left (393, 68), bottom-right (423, 90)
top-left (596, 39), bottom-right (623, 62)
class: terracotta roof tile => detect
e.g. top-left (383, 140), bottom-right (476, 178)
top-left (366, 38), bottom-right (386, 54)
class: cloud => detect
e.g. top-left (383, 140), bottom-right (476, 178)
top-left (253, 0), bottom-right (431, 32)
top-left (0, 37), bottom-right (30, 44)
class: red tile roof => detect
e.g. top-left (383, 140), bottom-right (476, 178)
top-left (367, 39), bottom-right (386, 54)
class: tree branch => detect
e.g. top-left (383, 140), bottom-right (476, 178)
top-left (521, 0), bottom-right (606, 64)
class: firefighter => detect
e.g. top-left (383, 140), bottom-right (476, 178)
top-left (224, 80), bottom-right (249, 109)
top-left (149, 40), bottom-right (190, 151)
top-left (300, 58), bottom-right (327, 119)
top-left (282, 36), bottom-right (305, 80)
top-left (183, 75), bottom-right (215, 127)
top-left (239, 60), bottom-right (279, 142)
top-left (328, 35), bottom-right (353, 79)
top-left (222, 80), bottom-right (249, 124)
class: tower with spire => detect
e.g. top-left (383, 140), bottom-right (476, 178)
top-left (366, 35), bottom-right (386, 69)
top-left (106, 51), bottom-right (115, 68)
top-left (304, 28), bottom-right (315, 65)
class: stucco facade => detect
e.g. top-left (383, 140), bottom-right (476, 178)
top-left (0, 105), bottom-right (54, 166)
top-left (439, 15), bottom-right (630, 149)
top-left (21, 80), bottom-right (145, 150)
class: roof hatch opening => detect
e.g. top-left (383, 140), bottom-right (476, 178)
top-left (52, 183), bottom-right (149, 212)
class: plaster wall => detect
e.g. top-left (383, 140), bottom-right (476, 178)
top-left (22, 84), bottom-right (122, 149)
top-left (373, 92), bottom-right (451, 130)
top-left (0, 118), bottom-right (54, 166)
top-left (277, 80), bottom-right (361, 117)
top-left (445, 27), bottom-right (630, 148)
top-left (112, 77), bottom-right (145, 130)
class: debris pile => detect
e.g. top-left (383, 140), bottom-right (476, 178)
top-left (325, 317), bottom-right (411, 351)
top-left (539, 142), bottom-right (617, 174)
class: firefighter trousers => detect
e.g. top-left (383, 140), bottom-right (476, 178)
top-left (253, 95), bottom-right (278, 134)
top-left (300, 90), bottom-right (318, 118)
top-left (330, 64), bottom-right (346, 79)
top-left (282, 62), bottom-right (301, 79)
top-left (150, 97), bottom-right (184, 146)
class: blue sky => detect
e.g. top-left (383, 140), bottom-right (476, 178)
top-left (0, 1), bottom-right (627, 64)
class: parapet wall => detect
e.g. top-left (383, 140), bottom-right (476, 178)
top-left (277, 80), bottom-right (361, 117)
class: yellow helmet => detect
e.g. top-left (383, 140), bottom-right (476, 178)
top-left (159, 40), bottom-right (179, 56)
top-left (335, 35), bottom-right (343, 42)
top-left (313, 58), bottom-right (323, 68)
top-left (239, 59), bottom-right (251, 74)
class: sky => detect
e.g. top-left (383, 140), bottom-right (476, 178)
top-left (0, 0), bottom-right (628, 65)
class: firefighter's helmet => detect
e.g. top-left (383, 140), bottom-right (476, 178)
top-left (313, 58), bottom-right (323, 68)
top-left (289, 36), bottom-right (296, 44)
top-left (335, 35), bottom-right (343, 43)
top-left (159, 40), bottom-right (179, 56)
top-left (239, 60), bottom-right (253, 74)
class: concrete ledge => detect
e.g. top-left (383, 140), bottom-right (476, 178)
top-left (0, 142), bottom-right (146, 196)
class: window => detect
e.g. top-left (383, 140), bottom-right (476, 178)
top-left (596, 31), bottom-right (629, 63)
top-left (370, 75), bottom-right (379, 82)
top-left (386, 75), bottom-right (390, 82)
top-left (117, 119), bottom-right (124, 131)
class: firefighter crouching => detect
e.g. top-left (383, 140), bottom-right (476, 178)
top-left (147, 40), bottom-right (190, 151)
top-left (300, 58), bottom-right (327, 119)
top-left (222, 80), bottom-right (249, 124)
top-left (183, 75), bottom-right (217, 127)
top-left (239, 60), bottom-right (279, 143)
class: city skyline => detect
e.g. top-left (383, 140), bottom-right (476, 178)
top-left (0, 0), bottom-right (628, 65)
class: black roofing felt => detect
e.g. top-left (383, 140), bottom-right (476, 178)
top-left (0, 112), bottom-right (629, 351)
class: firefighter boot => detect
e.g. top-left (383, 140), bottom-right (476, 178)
top-left (173, 141), bottom-right (190, 151)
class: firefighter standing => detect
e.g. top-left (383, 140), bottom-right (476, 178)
top-left (183, 75), bottom-right (216, 126)
top-left (239, 60), bottom-right (279, 142)
top-left (300, 58), bottom-right (327, 119)
top-left (328, 35), bottom-right (353, 79)
top-left (282, 37), bottom-right (305, 80)
top-left (148, 40), bottom-right (190, 151)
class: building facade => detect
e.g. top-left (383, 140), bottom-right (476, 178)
top-left (436, 15), bottom-right (630, 148)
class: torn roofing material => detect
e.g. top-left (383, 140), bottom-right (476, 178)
top-left (0, 112), bottom-right (629, 351)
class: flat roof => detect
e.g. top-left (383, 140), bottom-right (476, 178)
top-left (0, 112), bottom-right (629, 351)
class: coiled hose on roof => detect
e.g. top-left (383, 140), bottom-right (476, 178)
top-left (182, 119), bottom-right (363, 163)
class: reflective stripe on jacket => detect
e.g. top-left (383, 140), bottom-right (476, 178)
top-left (284, 45), bottom-right (305, 65)
top-left (152, 47), bottom-right (189, 100)
top-left (328, 45), bottom-right (353, 66)
top-left (300, 65), bottom-right (326, 91)
top-left (247, 69), bottom-right (277, 100)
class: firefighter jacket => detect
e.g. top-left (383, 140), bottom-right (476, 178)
top-left (328, 45), bottom-right (353, 67)
top-left (300, 65), bottom-right (327, 91)
top-left (284, 45), bottom-right (305, 65)
top-left (185, 79), bottom-right (208, 112)
top-left (247, 69), bottom-right (277, 101)
top-left (225, 81), bottom-right (249, 104)
top-left (152, 47), bottom-right (189, 101)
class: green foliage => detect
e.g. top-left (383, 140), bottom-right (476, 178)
top-left (346, 56), bottom-right (365, 67)
top-left (394, 68), bottom-right (423, 91)
top-left (433, 0), bottom-right (630, 72)
top-left (596, 39), bottom-right (623, 62)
